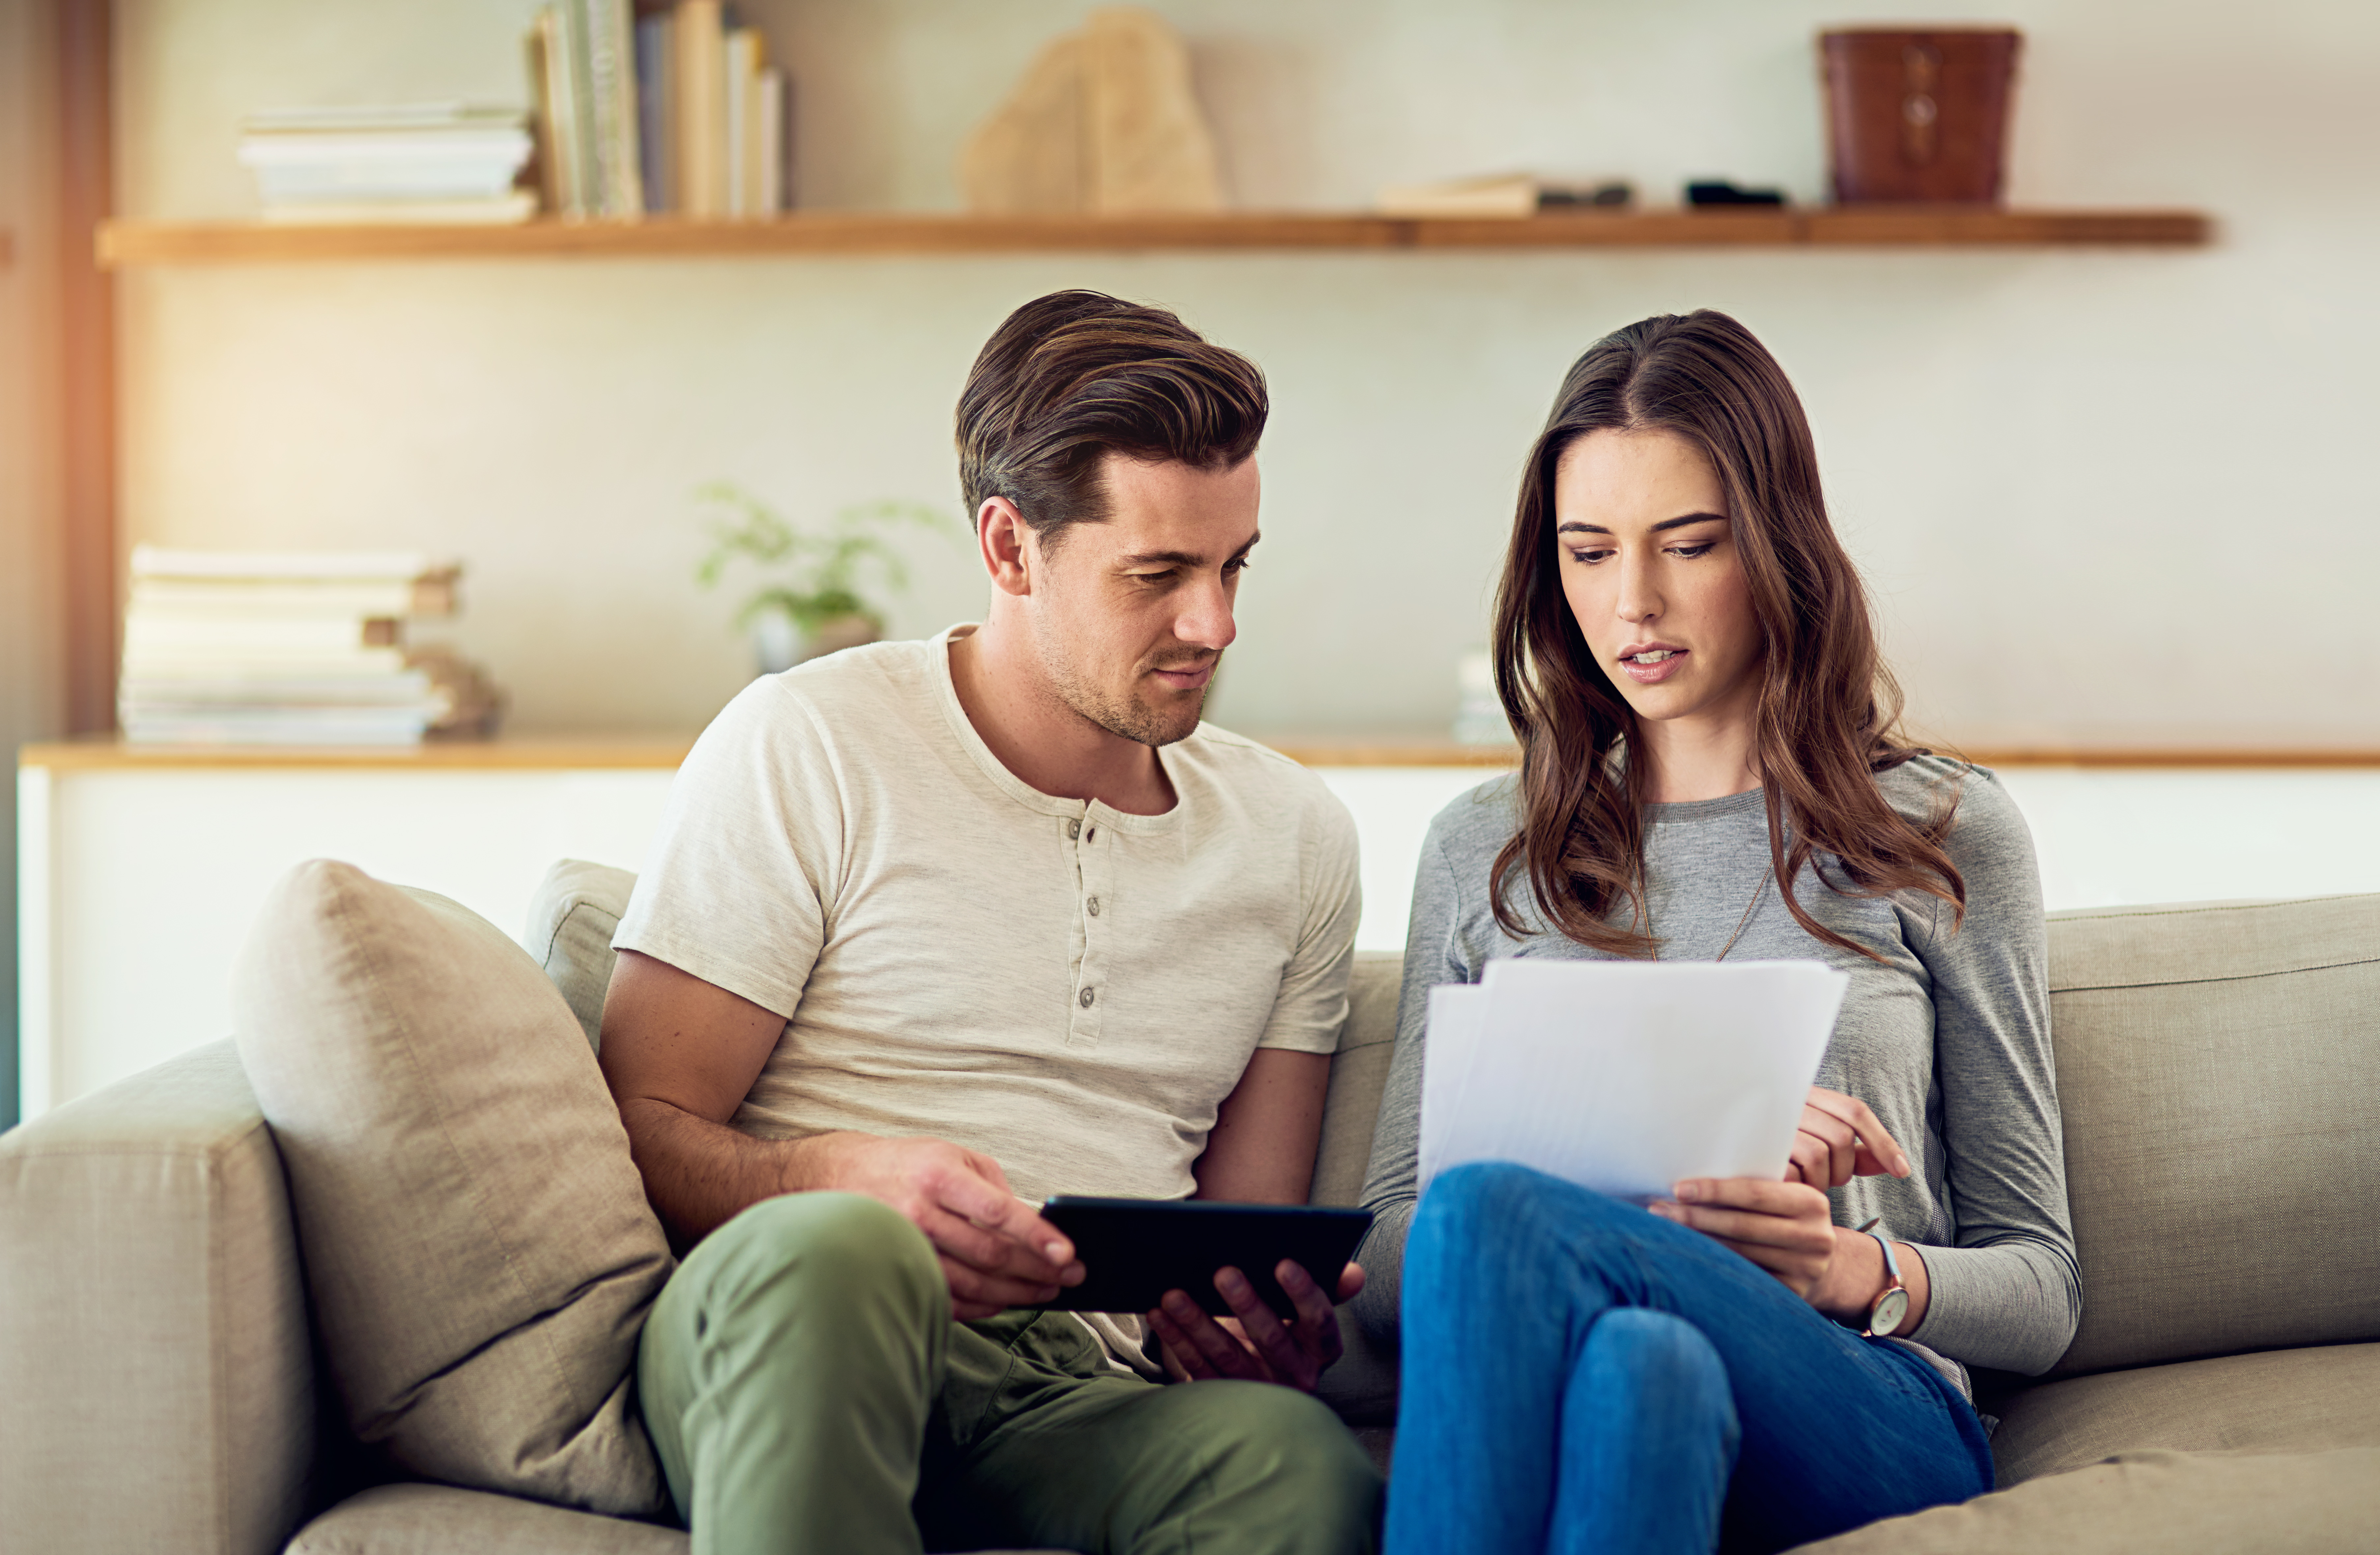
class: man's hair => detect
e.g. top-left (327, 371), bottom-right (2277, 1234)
top-left (956, 290), bottom-right (1267, 549)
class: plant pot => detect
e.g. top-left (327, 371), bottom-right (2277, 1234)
top-left (751, 609), bottom-right (882, 675)
top-left (1820, 29), bottom-right (2021, 204)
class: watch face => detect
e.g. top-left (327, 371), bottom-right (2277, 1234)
top-left (1872, 1287), bottom-right (1912, 1337)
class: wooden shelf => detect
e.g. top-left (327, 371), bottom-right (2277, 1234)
top-left (96, 207), bottom-right (2213, 266)
top-left (26, 734), bottom-right (2378, 773)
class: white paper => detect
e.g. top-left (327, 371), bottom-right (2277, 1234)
top-left (1419, 960), bottom-right (1849, 1201)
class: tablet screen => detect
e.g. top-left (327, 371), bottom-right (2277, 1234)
top-left (1040, 1197), bottom-right (1374, 1319)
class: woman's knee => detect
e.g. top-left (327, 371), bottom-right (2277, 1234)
top-left (1585, 1309), bottom-right (1736, 1441)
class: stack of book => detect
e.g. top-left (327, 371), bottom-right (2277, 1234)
top-left (626, 0), bottom-right (788, 218)
top-left (119, 549), bottom-right (504, 748)
top-left (237, 103), bottom-right (537, 225)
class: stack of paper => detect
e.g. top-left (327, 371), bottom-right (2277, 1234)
top-left (1422, 960), bottom-right (1850, 1200)
top-left (239, 104), bottom-right (537, 225)
top-left (119, 549), bottom-right (502, 747)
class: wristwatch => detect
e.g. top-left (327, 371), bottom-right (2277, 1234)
top-left (1854, 1217), bottom-right (1911, 1338)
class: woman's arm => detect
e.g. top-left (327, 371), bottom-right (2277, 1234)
top-left (1896, 769), bottom-right (2080, 1373)
top-left (1349, 817), bottom-right (1475, 1350)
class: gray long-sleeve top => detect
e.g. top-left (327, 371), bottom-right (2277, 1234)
top-left (1352, 757), bottom-right (2081, 1389)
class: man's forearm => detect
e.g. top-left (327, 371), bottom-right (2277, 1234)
top-left (617, 1097), bottom-right (851, 1248)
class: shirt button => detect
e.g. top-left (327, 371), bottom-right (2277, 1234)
top-left (1068, 819), bottom-right (1082, 840)
top-left (1087, 896), bottom-right (1101, 917)
top-left (1079, 987), bottom-right (1095, 1008)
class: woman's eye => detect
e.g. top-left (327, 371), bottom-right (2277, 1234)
top-left (1567, 548), bottom-right (1613, 565)
top-left (1667, 543), bottom-right (1715, 559)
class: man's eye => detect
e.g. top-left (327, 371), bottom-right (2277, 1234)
top-left (1224, 557), bottom-right (1252, 576)
top-left (1130, 570), bottom-right (1176, 585)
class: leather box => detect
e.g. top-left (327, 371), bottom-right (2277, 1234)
top-left (1820, 29), bottom-right (2021, 204)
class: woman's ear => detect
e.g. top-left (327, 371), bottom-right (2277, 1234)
top-left (977, 497), bottom-right (1034, 597)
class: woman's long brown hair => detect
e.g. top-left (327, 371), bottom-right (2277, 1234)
top-left (1489, 310), bottom-right (1963, 959)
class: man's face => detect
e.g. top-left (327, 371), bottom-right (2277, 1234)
top-left (1027, 452), bottom-right (1260, 747)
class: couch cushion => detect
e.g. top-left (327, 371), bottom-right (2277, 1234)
top-left (1989, 1342), bottom-right (2380, 1485)
top-left (525, 860), bottom-right (639, 1051)
top-left (2043, 894), bottom-right (2380, 1377)
top-left (286, 1483), bottom-right (1074, 1555)
top-left (1784, 1446), bottom-right (2380, 1554)
top-left (0, 1042), bottom-right (314, 1555)
top-left (233, 861), bottom-right (674, 1516)
top-left (1311, 950), bottom-right (1402, 1208)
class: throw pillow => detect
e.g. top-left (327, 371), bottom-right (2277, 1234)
top-left (232, 860), bottom-right (672, 1515)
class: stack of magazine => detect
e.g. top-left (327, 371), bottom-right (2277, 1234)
top-left (119, 549), bottom-right (503, 748)
top-left (237, 103), bottom-right (537, 225)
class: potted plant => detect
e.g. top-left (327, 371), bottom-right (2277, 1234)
top-left (694, 483), bottom-right (959, 674)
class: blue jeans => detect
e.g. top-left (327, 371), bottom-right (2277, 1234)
top-left (1387, 1163), bottom-right (1994, 1555)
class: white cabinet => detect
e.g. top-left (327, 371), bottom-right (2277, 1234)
top-left (18, 742), bottom-right (2380, 1120)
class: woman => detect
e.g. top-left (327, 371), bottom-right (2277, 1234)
top-left (1351, 310), bottom-right (2078, 1554)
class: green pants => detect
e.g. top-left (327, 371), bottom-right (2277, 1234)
top-left (639, 1192), bottom-right (1382, 1555)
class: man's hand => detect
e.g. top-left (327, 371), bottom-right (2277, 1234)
top-left (1145, 1259), bottom-right (1363, 1392)
top-left (1786, 1086), bottom-right (1912, 1189)
top-left (1651, 1179), bottom-right (1838, 1301)
top-left (802, 1133), bottom-right (1084, 1320)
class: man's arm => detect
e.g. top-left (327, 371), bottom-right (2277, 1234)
top-left (1147, 1048), bottom-right (1364, 1389)
top-left (1191, 1047), bottom-right (1331, 1204)
top-left (598, 948), bottom-right (1084, 1317)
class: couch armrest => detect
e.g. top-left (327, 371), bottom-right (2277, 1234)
top-left (0, 1041), bottom-right (317, 1555)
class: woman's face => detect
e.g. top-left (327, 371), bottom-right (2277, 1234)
top-left (1553, 429), bottom-right (1763, 732)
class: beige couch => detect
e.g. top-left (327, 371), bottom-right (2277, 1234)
top-left (3, 882), bottom-right (2376, 1553)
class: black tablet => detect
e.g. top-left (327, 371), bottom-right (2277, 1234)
top-left (1040, 1197), bottom-right (1374, 1320)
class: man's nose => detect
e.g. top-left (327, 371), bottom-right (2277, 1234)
top-left (1174, 574), bottom-right (1237, 653)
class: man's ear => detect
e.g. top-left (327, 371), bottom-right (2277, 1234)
top-left (977, 497), bottom-right (1035, 599)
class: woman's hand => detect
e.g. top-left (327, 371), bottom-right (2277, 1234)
top-left (1146, 1259), bottom-right (1364, 1392)
top-left (1651, 1179), bottom-right (1838, 1301)
top-left (1786, 1086), bottom-right (1912, 1189)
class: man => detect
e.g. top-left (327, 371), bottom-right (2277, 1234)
top-left (599, 290), bottom-right (1380, 1555)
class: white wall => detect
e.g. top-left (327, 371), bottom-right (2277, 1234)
top-left (111, 0), bottom-right (2380, 745)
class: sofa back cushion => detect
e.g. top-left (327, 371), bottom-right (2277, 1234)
top-left (2045, 893), bottom-right (2380, 1377)
top-left (525, 859), bottom-right (639, 1051)
top-left (1312, 952), bottom-right (1403, 1206)
top-left (232, 860), bottom-right (673, 1514)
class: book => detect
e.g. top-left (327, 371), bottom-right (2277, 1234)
top-left (131, 546), bottom-right (455, 582)
top-left (1375, 174), bottom-right (1635, 218)
top-left (636, 12), bottom-right (676, 212)
top-left (675, 0), bottom-right (727, 218)
top-left (130, 577), bottom-right (458, 617)
top-left (582, 0), bottom-right (645, 217)
top-left (117, 549), bottom-right (502, 747)
top-left (757, 68), bottom-right (786, 212)
top-left (531, 6), bottom-right (585, 216)
top-left (725, 26), bottom-right (760, 217)
top-left (240, 104), bottom-right (536, 219)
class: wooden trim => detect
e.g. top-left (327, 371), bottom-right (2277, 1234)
top-left (95, 207), bottom-right (2214, 267)
top-left (15, 736), bottom-right (697, 772)
top-left (57, 0), bottom-right (115, 734)
top-left (22, 736), bottom-right (2380, 774)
